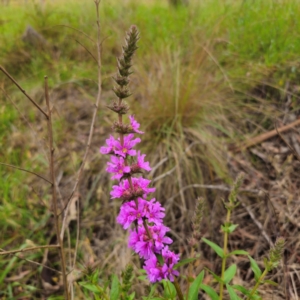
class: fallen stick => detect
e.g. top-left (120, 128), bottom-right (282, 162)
top-left (233, 118), bottom-right (300, 152)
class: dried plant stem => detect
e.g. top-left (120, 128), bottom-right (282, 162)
top-left (0, 65), bottom-right (48, 118)
top-left (234, 118), bottom-right (300, 152)
top-left (60, 0), bottom-right (102, 241)
top-left (45, 77), bottom-right (69, 300)
top-left (219, 209), bottom-right (231, 300)
top-left (0, 245), bottom-right (60, 256)
top-left (0, 162), bottom-right (52, 184)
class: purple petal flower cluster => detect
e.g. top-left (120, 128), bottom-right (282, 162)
top-left (101, 115), bottom-right (179, 283)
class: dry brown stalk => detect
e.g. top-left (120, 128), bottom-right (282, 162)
top-left (0, 162), bottom-right (52, 184)
top-left (45, 76), bottom-right (69, 300)
top-left (275, 121), bottom-right (300, 162)
top-left (233, 118), bottom-right (300, 152)
top-left (0, 245), bottom-right (60, 256)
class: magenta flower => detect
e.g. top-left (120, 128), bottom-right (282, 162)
top-left (131, 151), bottom-right (151, 173)
top-left (162, 263), bottom-right (180, 282)
top-left (131, 177), bottom-right (155, 197)
top-left (128, 228), bottom-right (140, 251)
top-left (106, 156), bottom-right (131, 180)
top-left (116, 198), bottom-right (147, 229)
top-left (162, 246), bottom-right (180, 266)
top-left (129, 115), bottom-right (144, 134)
top-left (128, 226), bottom-right (154, 258)
top-left (110, 177), bottom-right (155, 200)
top-left (143, 198), bottom-right (165, 224)
top-left (144, 256), bottom-right (164, 283)
top-left (114, 134), bottom-right (141, 158)
top-left (128, 224), bottom-right (173, 259)
top-left (152, 224), bottom-right (173, 252)
top-left (100, 135), bottom-right (117, 155)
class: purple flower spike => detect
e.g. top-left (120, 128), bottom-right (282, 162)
top-left (129, 115), bottom-right (144, 134)
top-left (101, 26), bottom-right (180, 284)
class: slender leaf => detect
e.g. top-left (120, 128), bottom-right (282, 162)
top-left (224, 264), bottom-right (237, 284)
top-left (248, 256), bottom-right (262, 281)
top-left (110, 274), bottom-right (120, 300)
top-left (202, 238), bottom-right (224, 258)
top-left (228, 250), bottom-right (249, 256)
top-left (228, 224), bottom-right (239, 233)
top-left (232, 285), bottom-right (250, 296)
top-left (205, 268), bottom-right (223, 283)
top-left (226, 284), bottom-right (241, 300)
top-left (128, 292), bottom-right (135, 300)
top-left (148, 283), bottom-right (158, 297)
top-left (263, 279), bottom-right (278, 286)
top-left (174, 257), bottom-right (199, 269)
top-left (200, 284), bottom-right (219, 300)
top-left (188, 270), bottom-right (205, 300)
top-left (78, 282), bottom-right (101, 293)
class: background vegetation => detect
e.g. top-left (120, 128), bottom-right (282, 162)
top-left (1, 0), bottom-right (300, 298)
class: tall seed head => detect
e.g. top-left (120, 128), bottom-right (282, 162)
top-left (189, 197), bottom-right (204, 248)
top-left (113, 25), bottom-right (139, 100)
top-left (228, 172), bottom-right (244, 207)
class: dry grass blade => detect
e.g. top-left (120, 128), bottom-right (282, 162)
top-left (45, 76), bottom-right (69, 299)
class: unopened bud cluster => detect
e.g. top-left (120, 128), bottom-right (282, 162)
top-left (189, 197), bottom-right (204, 248)
top-left (100, 26), bottom-right (179, 283)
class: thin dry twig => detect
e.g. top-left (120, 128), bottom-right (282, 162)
top-left (0, 65), bottom-right (48, 119)
top-left (239, 199), bottom-right (274, 248)
top-left (52, 24), bottom-right (95, 43)
top-left (1, 87), bottom-right (48, 159)
top-left (45, 76), bottom-right (69, 300)
top-left (0, 245), bottom-right (60, 256)
top-left (201, 45), bottom-right (234, 92)
top-left (0, 162), bottom-right (52, 184)
top-left (274, 120), bottom-right (300, 162)
top-left (75, 39), bottom-right (98, 63)
top-left (234, 118), bottom-right (300, 152)
top-left (165, 183), bottom-right (260, 210)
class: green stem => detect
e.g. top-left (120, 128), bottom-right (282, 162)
top-left (219, 209), bottom-right (231, 300)
top-left (247, 268), bottom-right (268, 300)
top-left (174, 278), bottom-right (184, 300)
